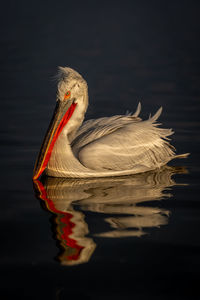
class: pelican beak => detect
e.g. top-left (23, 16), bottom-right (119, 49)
top-left (33, 99), bottom-right (77, 179)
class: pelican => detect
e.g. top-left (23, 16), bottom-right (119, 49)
top-left (33, 67), bottom-right (188, 179)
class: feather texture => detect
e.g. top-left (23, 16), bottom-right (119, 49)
top-left (73, 107), bottom-right (176, 172)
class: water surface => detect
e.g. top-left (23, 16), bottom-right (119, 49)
top-left (1, 1), bottom-right (200, 299)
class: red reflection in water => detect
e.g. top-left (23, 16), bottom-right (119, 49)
top-left (34, 180), bottom-right (84, 263)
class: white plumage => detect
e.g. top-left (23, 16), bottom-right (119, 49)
top-left (33, 67), bottom-right (188, 179)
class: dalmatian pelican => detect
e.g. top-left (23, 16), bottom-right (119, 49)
top-left (33, 67), bottom-right (188, 179)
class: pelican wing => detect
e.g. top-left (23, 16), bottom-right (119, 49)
top-left (72, 107), bottom-right (176, 172)
top-left (72, 103), bottom-right (141, 155)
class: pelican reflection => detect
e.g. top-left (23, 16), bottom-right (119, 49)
top-left (33, 166), bottom-right (187, 265)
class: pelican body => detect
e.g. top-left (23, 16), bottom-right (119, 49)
top-left (33, 67), bottom-right (188, 179)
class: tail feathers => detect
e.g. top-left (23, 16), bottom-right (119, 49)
top-left (174, 153), bottom-right (190, 159)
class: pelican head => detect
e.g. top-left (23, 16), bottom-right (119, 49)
top-left (56, 67), bottom-right (88, 106)
top-left (33, 67), bottom-right (88, 180)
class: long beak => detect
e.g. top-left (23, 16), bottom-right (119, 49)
top-left (33, 100), bottom-right (77, 179)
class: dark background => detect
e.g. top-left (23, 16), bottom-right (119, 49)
top-left (0, 0), bottom-right (200, 299)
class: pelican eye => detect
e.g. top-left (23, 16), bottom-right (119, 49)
top-left (64, 91), bottom-right (71, 100)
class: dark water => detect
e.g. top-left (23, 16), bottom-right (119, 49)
top-left (1, 1), bottom-right (200, 299)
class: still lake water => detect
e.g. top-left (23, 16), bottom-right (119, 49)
top-left (1, 1), bottom-right (200, 299)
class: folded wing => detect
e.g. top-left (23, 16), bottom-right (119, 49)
top-left (72, 106), bottom-right (176, 173)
